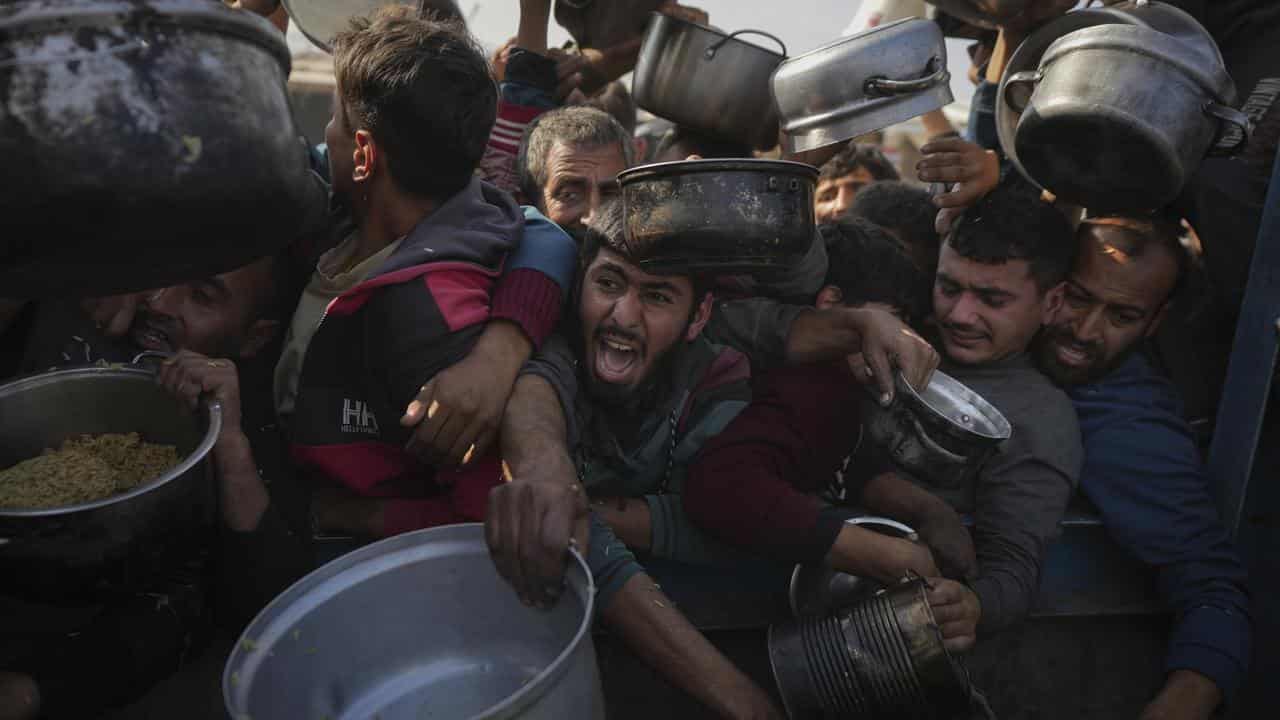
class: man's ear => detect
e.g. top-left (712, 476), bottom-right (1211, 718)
top-left (353, 129), bottom-right (376, 183)
top-left (815, 285), bottom-right (843, 310)
top-left (237, 319), bottom-right (281, 360)
top-left (1145, 300), bottom-right (1172, 338)
top-left (685, 291), bottom-right (714, 341)
top-left (1041, 281), bottom-right (1066, 325)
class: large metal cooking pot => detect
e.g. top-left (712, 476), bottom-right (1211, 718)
top-left (284, 0), bottom-right (463, 52)
top-left (618, 159), bottom-right (817, 274)
top-left (633, 12), bottom-right (787, 150)
top-left (224, 524), bottom-right (604, 720)
top-left (995, 1), bottom-right (1228, 198)
top-left (0, 0), bottom-right (315, 299)
top-left (1003, 22), bottom-right (1251, 211)
top-left (555, 0), bottom-right (664, 52)
top-left (771, 18), bottom-right (953, 155)
top-left (861, 371), bottom-right (1010, 490)
top-left (0, 363), bottom-right (220, 601)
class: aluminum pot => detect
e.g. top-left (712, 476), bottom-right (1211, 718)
top-left (860, 371), bottom-right (1010, 490)
top-left (772, 17), bottom-right (953, 155)
top-left (618, 159), bottom-right (817, 274)
top-left (0, 0), bottom-right (315, 299)
top-left (633, 12), bottom-right (787, 150)
top-left (1003, 22), bottom-right (1251, 211)
top-left (224, 524), bottom-right (605, 720)
top-left (788, 516), bottom-right (917, 619)
top-left (995, 1), bottom-right (1228, 196)
top-left (0, 363), bottom-right (220, 601)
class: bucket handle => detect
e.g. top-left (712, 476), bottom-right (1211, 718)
top-left (1205, 102), bottom-right (1253, 157)
top-left (705, 29), bottom-right (787, 60)
top-left (1002, 70), bottom-right (1043, 114)
top-left (865, 57), bottom-right (950, 97)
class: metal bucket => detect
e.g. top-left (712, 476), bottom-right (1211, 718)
top-left (769, 578), bottom-right (972, 719)
top-left (224, 524), bottom-right (605, 720)
top-left (0, 363), bottom-right (220, 601)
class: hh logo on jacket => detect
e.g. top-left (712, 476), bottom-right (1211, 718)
top-left (342, 398), bottom-right (380, 435)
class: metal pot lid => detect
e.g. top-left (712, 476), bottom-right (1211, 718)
top-left (617, 158), bottom-right (819, 185)
top-left (900, 370), bottom-right (1011, 443)
top-left (771, 18), bottom-right (953, 154)
top-left (0, 0), bottom-right (289, 67)
top-left (0, 364), bottom-right (222, 518)
top-left (997, 2), bottom-right (1227, 186)
top-left (283, 0), bottom-right (421, 53)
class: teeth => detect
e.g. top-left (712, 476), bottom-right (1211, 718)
top-left (604, 339), bottom-right (634, 353)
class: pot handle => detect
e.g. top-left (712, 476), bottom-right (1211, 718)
top-left (1205, 102), bottom-right (1253, 157)
top-left (1002, 70), bottom-right (1043, 114)
top-left (907, 414), bottom-right (971, 466)
top-left (864, 58), bottom-right (950, 97)
top-left (705, 30), bottom-right (788, 60)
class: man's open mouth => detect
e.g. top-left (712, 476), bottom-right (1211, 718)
top-left (594, 335), bottom-right (641, 383)
top-left (132, 322), bottom-right (173, 352)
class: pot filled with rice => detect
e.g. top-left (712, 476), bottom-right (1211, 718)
top-left (0, 363), bottom-right (221, 600)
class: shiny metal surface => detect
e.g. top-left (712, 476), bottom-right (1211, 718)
top-left (771, 18), bottom-right (952, 154)
top-left (224, 524), bottom-right (604, 720)
top-left (0, 0), bottom-right (312, 298)
top-left (632, 12), bottom-right (786, 150)
top-left (618, 159), bottom-right (817, 274)
top-left (1004, 21), bottom-right (1246, 211)
top-left (788, 516), bottom-right (915, 619)
top-left (0, 364), bottom-right (220, 598)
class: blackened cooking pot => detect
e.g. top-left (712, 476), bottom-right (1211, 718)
top-left (0, 362), bottom-right (220, 602)
top-left (617, 159), bottom-right (817, 274)
top-left (0, 0), bottom-right (315, 299)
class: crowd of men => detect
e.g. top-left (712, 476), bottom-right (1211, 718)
top-left (0, 0), bottom-right (1272, 718)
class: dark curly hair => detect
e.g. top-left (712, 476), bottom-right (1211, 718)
top-left (822, 217), bottom-right (929, 324)
top-left (819, 142), bottom-right (899, 183)
top-left (848, 181), bottom-right (941, 278)
top-left (947, 176), bottom-right (1076, 292)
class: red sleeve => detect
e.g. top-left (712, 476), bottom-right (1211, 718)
top-left (379, 456), bottom-right (504, 537)
top-left (490, 268), bottom-right (562, 349)
top-left (683, 363), bottom-right (862, 563)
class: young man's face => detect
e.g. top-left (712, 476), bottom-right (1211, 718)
top-left (933, 241), bottom-right (1062, 366)
top-left (540, 142), bottom-right (627, 232)
top-left (578, 249), bottom-right (711, 404)
top-left (815, 167), bottom-right (875, 224)
top-left (1035, 224), bottom-right (1178, 386)
top-left (130, 258), bottom-right (279, 360)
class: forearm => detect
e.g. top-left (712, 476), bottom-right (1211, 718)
top-left (593, 496), bottom-right (652, 551)
top-left (500, 374), bottom-right (572, 477)
top-left (603, 574), bottom-right (779, 719)
top-left (784, 307), bottom-right (864, 364)
top-left (860, 471), bottom-right (951, 528)
top-left (825, 524), bottom-right (926, 585)
top-left (516, 3), bottom-right (551, 55)
top-left (212, 431), bottom-right (270, 532)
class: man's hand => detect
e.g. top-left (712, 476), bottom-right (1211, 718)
top-left (926, 578), bottom-right (981, 653)
top-left (156, 351), bottom-right (243, 436)
top-left (1139, 670), bottom-right (1222, 720)
top-left (850, 307), bottom-right (940, 405)
top-left (401, 321), bottom-right (532, 468)
top-left (917, 138), bottom-right (1000, 236)
top-left (658, 1), bottom-right (709, 26)
top-left (915, 505), bottom-right (977, 581)
top-left (0, 672), bottom-right (39, 720)
top-left (485, 456), bottom-right (589, 609)
top-left (83, 292), bottom-right (147, 338)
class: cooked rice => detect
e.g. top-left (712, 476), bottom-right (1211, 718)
top-left (0, 433), bottom-right (180, 510)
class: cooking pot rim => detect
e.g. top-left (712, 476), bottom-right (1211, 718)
top-left (0, 0), bottom-right (290, 69)
top-left (0, 364), bottom-right (222, 518)
top-left (223, 523), bottom-right (597, 718)
top-left (618, 158), bottom-right (819, 185)
top-left (644, 10), bottom-right (786, 59)
top-left (777, 16), bottom-right (917, 65)
top-left (1040, 23), bottom-right (1236, 103)
top-left (900, 370), bottom-right (1011, 442)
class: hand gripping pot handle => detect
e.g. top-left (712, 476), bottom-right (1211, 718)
top-left (1002, 70), bottom-right (1043, 114)
top-left (704, 29), bottom-right (787, 60)
top-left (864, 57), bottom-right (950, 97)
top-left (1205, 102), bottom-right (1253, 157)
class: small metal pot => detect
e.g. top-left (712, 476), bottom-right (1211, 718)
top-left (0, 363), bottom-right (220, 601)
top-left (633, 12), bottom-right (787, 150)
top-left (1002, 22), bottom-right (1251, 211)
top-left (861, 371), bottom-right (1010, 490)
top-left (225, 524), bottom-right (605, 720)
top-left (0, 0), bottom-right (315, 298)
top-left (618, 158), bottom-right (817, 274)
top-left (788, 516), bottom-right (916, 619)
top-left (771, 18), bottom-right (953, 155)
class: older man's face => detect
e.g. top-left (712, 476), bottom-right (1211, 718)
top-left (540, 142), bottom-right (627, 232)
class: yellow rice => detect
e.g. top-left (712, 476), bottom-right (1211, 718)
top-left (0, 433), bottom-right (180, 510)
